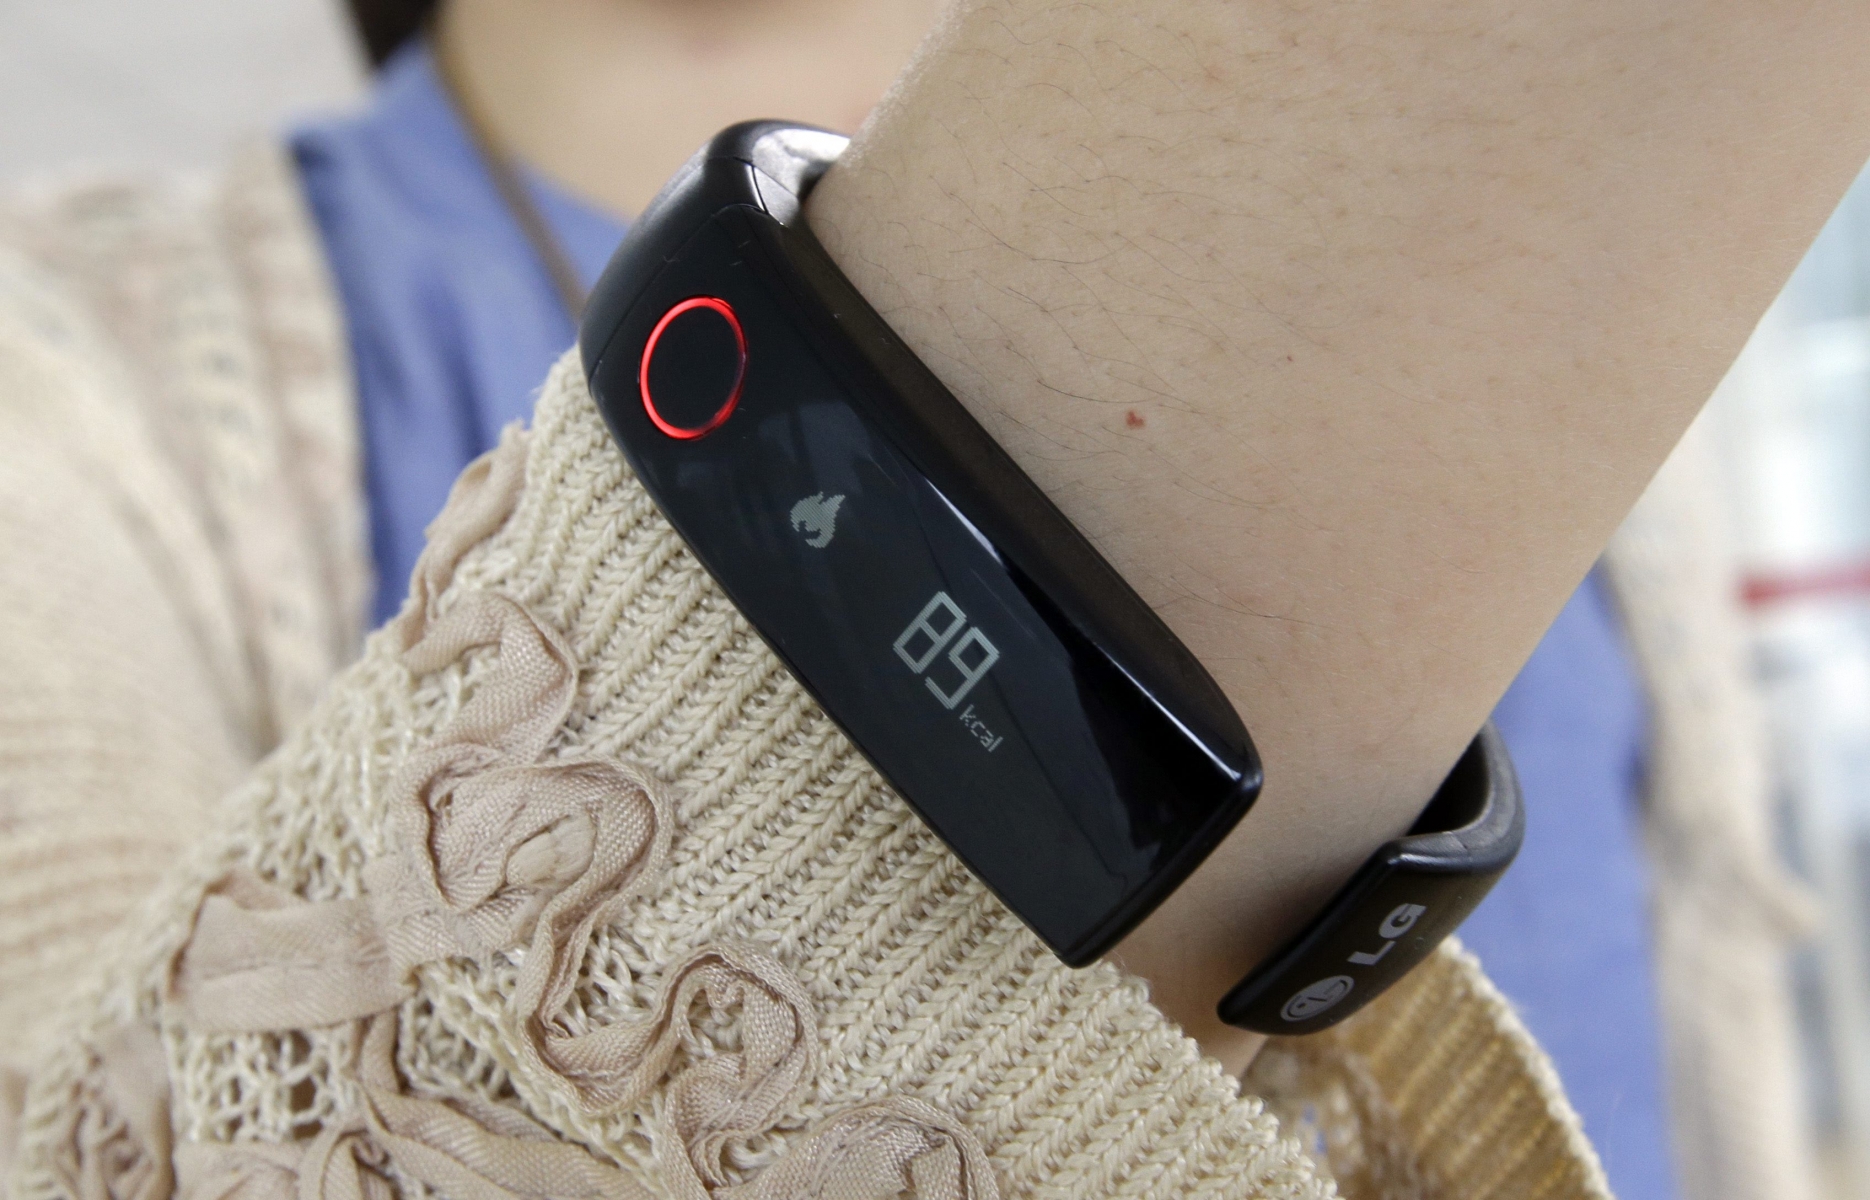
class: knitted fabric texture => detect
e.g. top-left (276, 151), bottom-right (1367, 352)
top-left (1247, 940), bottom-right (1611, 1200)
top-left (6, 355), bottom-right (1320, 1200)
top-left (2, 346), bottom-right (1616, 1200)
top-left (0, 144), bottom-right (364, 1092)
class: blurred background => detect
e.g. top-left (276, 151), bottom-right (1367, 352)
top-left (8, 2), bottom-right (1870, 1197)
top-left (1712, 164), bottom-right (1870, 1198)
top-left (0, 0), bottom-right (360, 184)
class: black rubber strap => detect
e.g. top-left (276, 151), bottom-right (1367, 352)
top-left (1218, 724), bottom-right (1524, 1033)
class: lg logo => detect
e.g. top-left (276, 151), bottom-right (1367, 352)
top-left (1347, 902), bottom-right (1426, 966)
top-left (1279, 902), bottom-right (1429, 1023)
top-left (1281, 975), bottom-right (1354, 1022)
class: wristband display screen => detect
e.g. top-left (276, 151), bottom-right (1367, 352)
top-left (584, 152), bottom-right (1261, 965)
top-left (584, 123), bottom-right (1520, 1025)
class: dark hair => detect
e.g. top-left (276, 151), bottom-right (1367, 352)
top-left (344, 0), bottom-right (439, 67)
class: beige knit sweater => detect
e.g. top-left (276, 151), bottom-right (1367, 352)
top-left (0, 146), bottom-right (367, 1077)
top-left (0, 143), bottom-right (1655, 1200)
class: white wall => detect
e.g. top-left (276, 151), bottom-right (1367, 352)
top-left (0, 0), bottom-right (365, 184)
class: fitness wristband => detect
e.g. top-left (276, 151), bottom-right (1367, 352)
top-left (579, 122), bottom-right (1524, 1033)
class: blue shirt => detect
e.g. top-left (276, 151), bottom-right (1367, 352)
top-left (1474, 571), bottom-right (1674, 1199)
top-left (293, 42), bottom-right (1676, 1200)
top-left (293, 45), bottom-right (625, 625)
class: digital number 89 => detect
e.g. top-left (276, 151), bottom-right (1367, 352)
top-left (892, 591), bottom-right (1001, 709)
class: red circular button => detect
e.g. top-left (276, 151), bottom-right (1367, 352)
top-left (638, 296), bottom-right (747, 439)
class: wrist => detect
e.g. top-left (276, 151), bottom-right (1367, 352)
top-left (802, 1), bottom-right (1496, 1064)
top-left (800, 11), bottom-right (1870, 1057)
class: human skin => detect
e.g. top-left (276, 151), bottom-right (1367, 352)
top-left (438, 0), bottom-right (948, 215)
top-left (447, 0), bottom-right (1870, 1071)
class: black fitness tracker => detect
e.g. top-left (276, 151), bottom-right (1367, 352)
top-left (579, 122), bottom-right (1524, 1033)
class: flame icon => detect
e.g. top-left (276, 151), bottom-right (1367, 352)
top-left (789, 492), bottom-right (845, 548)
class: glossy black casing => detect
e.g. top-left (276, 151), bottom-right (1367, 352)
top-left (580, 123), bottom-right (1263, 967)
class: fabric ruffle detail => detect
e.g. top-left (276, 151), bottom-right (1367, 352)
top-left (157, 443), bottom-right (999, 1199)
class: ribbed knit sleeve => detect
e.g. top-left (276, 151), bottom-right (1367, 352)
top-left (436, 355), bottom-right (1327, 1198)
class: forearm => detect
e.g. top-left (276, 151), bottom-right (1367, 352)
top-left (807, 0), bottom-right (1870, 1063)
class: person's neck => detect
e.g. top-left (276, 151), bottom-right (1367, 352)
top-left (434, 0), bottom-right (945, 218)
